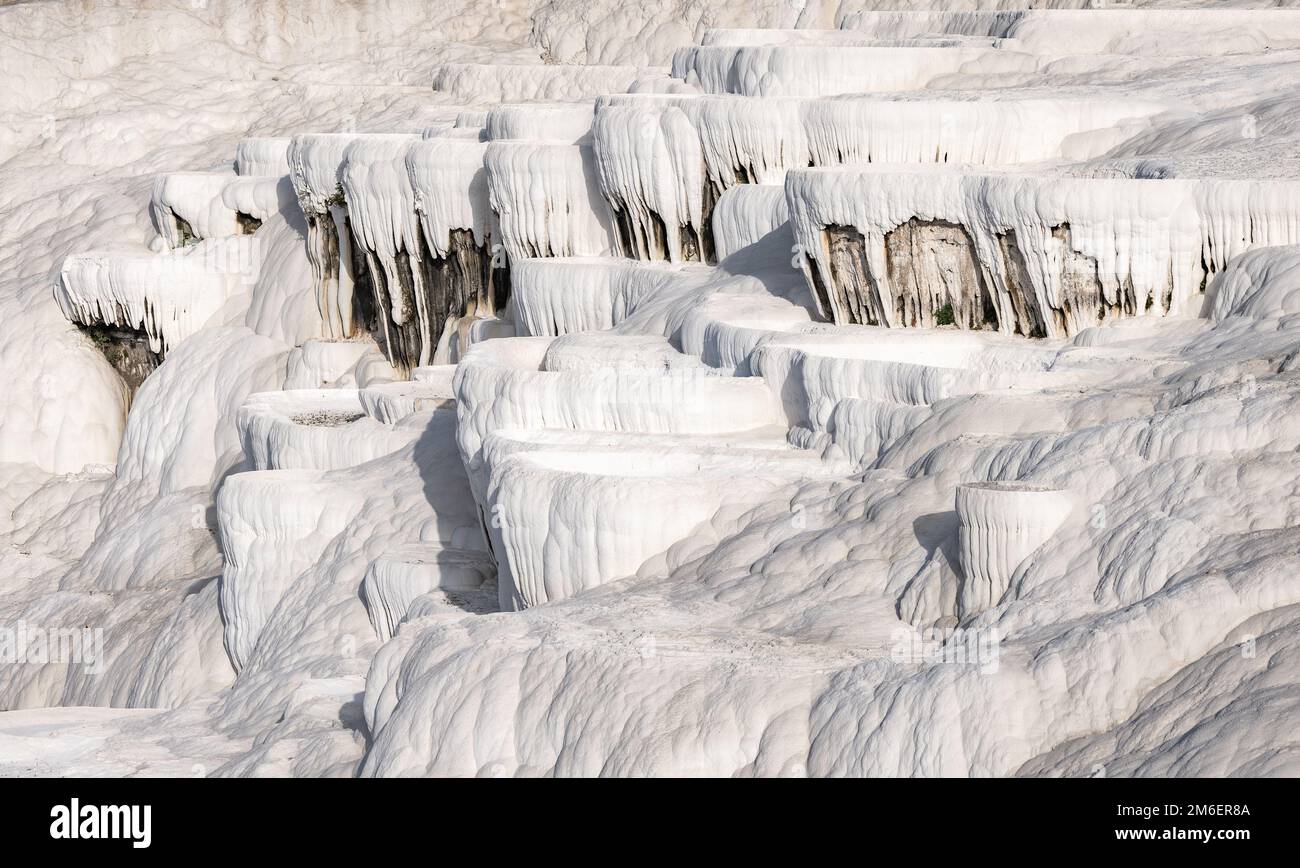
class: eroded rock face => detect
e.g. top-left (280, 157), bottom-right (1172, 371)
top-left (167, 213), bottom-right (200, 247)
top-left (77, 324), bottom-right (162, 397)
top-left (608, 198), bottom-right (714, 265)
top-left (359, 242), bottom-right (421, 371)
top-left (996, 229), bottom-right (1048, 338)
top-left (593, 101), bottom-right (716, 263)
top-left (235, 212), bottom-right (263, 234)
top-left (883, 219), bottom-right (997, 330)
top-left (812, 224), bottom-right (875, 325)
top-left (817, 221), bottom-right (995, 329)
top-left (302, 202), bottom-right (378, 342)
top-left (817, 221), bottom-right (1128, 338)
top-left (786, 170), bottom-right (1276, 339)
top-left (374, 226), bottom-right (509, 371)
top-left (998, 224), bottom-right (1139, 338)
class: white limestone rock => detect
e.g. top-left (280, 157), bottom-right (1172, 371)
top-left (359, 381), bottom-right (455, 426)
top-left (7, 0), bottom-right (1300, 781)
top-left (433, 63), bottom-right (650, 102)
top-left (216, 469), bottom-right (367, 671)
top-left (485, 102), bottom-right (596, 144)
top-left (786, 169), bottom-right (1300, 338)
top-left (484, 141), bottom-right (618, 261)
top-left (58, 240), bottom-right (259, 355)
top-left (711, 184), bottom-right (789, 260)
top-left (362, 545), bottom-right (496, 641)
top-left (955, 482), bottom-right (1074, 620)
top-left (841, 8), bottom-right (1300, 57)
top-left (149, 171), bottom-right (241, 248)
top-left (237, 389), bottom-right (429, 471)
top-left (482, 428), bottom-right (833, 609)
top-left (511, 257), bottom-right (700, 336)
top-left (234, 137), bottom-right (292, 177)
top-left (221, 175), bottom-right (296, 225)
top-left (672, 44), bottom-right (1037, 97)
top-left (284, 339), bottom-right (377, 389)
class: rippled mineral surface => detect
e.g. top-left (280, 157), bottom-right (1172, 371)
top-left (1, 0), bottom-right (1299, 778)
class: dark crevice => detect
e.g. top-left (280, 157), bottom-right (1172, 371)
top-left (77, 322), bottom-right (163, 400)
top-left (359, 229), bottom-right (510, 374)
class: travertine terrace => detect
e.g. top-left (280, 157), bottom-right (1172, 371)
top-left (1, 0), bottom-right (1299, 779)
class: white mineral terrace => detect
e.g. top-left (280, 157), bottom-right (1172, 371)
top-left (11, 2), bottom-right (1300, 780)
top-left (57, 239), bottom-right (259, 353)
top-left (671, 44), bottom-right (1040, 97)
top-left (451, 335), bottom-right (785, 505)
top-left (485, 101), bottom-right (596, 143)
top-left (289, 132), bottom-right (415, 341)
top-left (839, 8), bottom-right (1300, 56)
top-left (787, 169), bottom-right (1300, 337)
top-left (433, 63), bottom-right (655, 103)
top-left (699, 28), bottom-right (1008, 48)
top-left (406, 138), bottom-right (495, 258)
top-left (484, 140), bottom-right (618, 260)
top-left (511, 257), bottom-right (707, 336)
top-left (217, 469), bottom-right (368, 671)
top-left (484, 428), bottom-right (840, 609)
top-left (955, 481), bottom-right (1074, 619)
top-left (236, 388), bottom-right (432, 471)
top-left (594, 91), bottom-right (1170, 182)
top-left (360, 377), bottom-right (455, 425)
top-left (363, 544), bottom-right (496, 641)
top-left (149, 171), bottom-right (242, 248)
top-left (284, 338), bottom-right (380, 389)
top-left (235, 137), bottom-right (293, 177)
top-left (587, 92), bottom-right (1173, 264)
top-left (222, 175), bottom-right (296, 224)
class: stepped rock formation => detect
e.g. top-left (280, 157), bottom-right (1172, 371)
top-left (0, 0), bottom-right (1298, 780)
top-left (955, 481), bottom-right (1074, 619)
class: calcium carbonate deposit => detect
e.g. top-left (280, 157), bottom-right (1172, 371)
top-left (1, 0), bottom-right (1299, 778)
